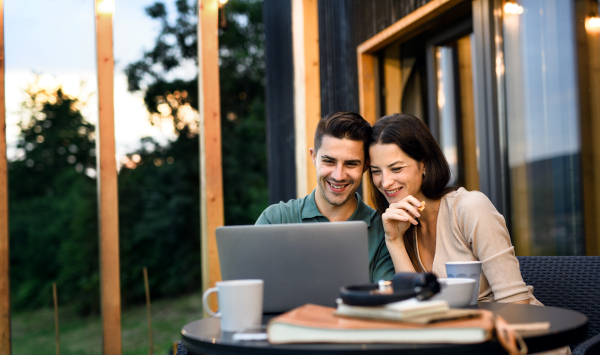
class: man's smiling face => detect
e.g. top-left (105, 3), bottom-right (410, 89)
top-left (310, 135), bottom-right (366, 207)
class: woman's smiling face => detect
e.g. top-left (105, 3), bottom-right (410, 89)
top-left (369, 143), bottom-right (425, 204)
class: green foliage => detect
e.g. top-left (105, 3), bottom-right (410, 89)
top-left (9, 86), bottom-right (100, 313)
top-left (118, 132), bottom-right (200, 306)
top-left (125, 0), bottom-right (268, 225)
top-left (9, 0), bottom-right (268, 315)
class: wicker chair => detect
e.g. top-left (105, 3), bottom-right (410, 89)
top-left (176, 340), bottom-right (188, 355)
top-left (517, 256), bottom-right (600, 354)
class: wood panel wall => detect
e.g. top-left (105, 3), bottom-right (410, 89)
top-left (198, 0), bottom-right (223, 309)
top-left (0, 0), bottom-right (10, 353)
top-left (95, 1), bottom-right (122, 353)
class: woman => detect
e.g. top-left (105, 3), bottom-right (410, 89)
top-left (368, 113), bottom-right (537, 305)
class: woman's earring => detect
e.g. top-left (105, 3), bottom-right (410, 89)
top-left (423, 171), bottom-right (426, 177)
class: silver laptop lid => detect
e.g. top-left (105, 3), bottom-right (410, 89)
top-left (216, 221), bottom-right (370, 313)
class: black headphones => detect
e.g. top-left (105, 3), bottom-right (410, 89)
top-left (340, 272), bottom-right (441, 306)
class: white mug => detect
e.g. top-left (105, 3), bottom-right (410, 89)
top-left (202, 279), bottom-right (264, 332)
top-left (445, 261), bottom-right (482, 306)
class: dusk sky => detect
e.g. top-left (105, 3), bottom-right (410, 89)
top-left (4, 0), bottom-right (196, 161)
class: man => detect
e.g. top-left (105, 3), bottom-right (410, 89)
top-left (256, 111), bottom-right (395, 282)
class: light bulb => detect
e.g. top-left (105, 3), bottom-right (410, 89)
top-left (97, 0), bottom-right (115, 15)
top-left (504, 2), bottom-right (524, 15)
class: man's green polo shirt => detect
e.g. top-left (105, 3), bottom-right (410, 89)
top-left (255, 190), bottom-right (395, 283)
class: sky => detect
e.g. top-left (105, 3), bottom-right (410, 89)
top-left (4, 0), bottom-right (194, 161)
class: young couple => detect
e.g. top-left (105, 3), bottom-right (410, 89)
top-left (256, 110), bottom-right (538, 306)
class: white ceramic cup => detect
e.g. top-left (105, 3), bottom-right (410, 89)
top-left (445, 261), bottom-right (482, 306)
top-left (202, 279), bottom-right (264, 332)
top-left (431, 278), bottom-right (476, 307)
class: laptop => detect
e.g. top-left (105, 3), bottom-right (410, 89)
top-left (216, 221), bottom-right (370, 313)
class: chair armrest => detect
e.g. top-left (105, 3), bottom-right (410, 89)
top-left (572, 333), bottom-right (600, 355)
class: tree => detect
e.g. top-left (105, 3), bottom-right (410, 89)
top-left (9, 82), bottom-right (100, 313)
top-left (125, 0), bottom-right (268, 226)
top-left (8, 80), bottom-right (204, 313)
top-left (118, 131), bottom-right (201, 305)
top-left (8, 0), bottom-right (269, 314)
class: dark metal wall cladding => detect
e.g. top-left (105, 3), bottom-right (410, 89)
top-left (318, 0), bottom-right (359, 114)
top-left (318, 0), bottom-right (432, 115)
top-left (263, 0), bottom-right (296, 205)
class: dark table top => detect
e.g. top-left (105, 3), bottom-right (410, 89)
top-left (181, 302), bottom-right (588, 355)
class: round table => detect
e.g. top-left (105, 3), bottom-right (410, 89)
top-left (181, 302), bottom-right (588, 355)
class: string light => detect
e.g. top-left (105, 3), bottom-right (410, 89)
top-left (219, 0), bottom-right (228, 5)
top-left (97, 0), bottom-right (115, 14)
top-left (504, 2), bottom-right (524, 15)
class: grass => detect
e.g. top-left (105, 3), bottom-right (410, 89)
top-left (11, 292), bottom-right (204, 355)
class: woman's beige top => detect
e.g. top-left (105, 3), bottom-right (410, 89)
top-left (413, 187), bottom-right (541, 305)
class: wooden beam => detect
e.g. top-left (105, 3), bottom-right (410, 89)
top-left (303, 0), bottom-right (320, 194)
top-left (0, 0), bottom-right (10, 353)
top-left (95, 1), bottom-right (122, 353)
top-left (358, 52), bottom-right (377, 206)
top-left (292, 0), bottom-right (307, 198)
top-left (198, 0), bottom-right (223, 311)
top-left (576, 0), bottom-right (600, 256)
top-left (357, 0), bottom-right (459, 55)
top-left (293, 0), bottom-right (321, 197)
top-left (586, 19), bottom-right (600, 256)
top-left (456, 35), bottom-right (479, 191)
top-left (383, 44), bottom-right (402, 116)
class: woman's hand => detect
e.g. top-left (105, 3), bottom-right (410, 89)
top-left (382, 195), bottom-right (423, 244)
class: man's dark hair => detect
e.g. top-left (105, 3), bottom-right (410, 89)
top-left (314, 111), bottom-right (372, 158)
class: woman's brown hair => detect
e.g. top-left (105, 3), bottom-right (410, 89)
top-left (368, 113), bottom-right (457, 271)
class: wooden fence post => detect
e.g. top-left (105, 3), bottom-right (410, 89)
top-left (198, 0), bottom-right (224, 313)
top-left (95, 1), bottom-right (122, 353)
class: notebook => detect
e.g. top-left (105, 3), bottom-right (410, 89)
top-left (216, 221), bottom-right (370, 313)
top-left (267, 304), bottom-right (493, 344)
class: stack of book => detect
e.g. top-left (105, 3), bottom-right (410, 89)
top-left (267, 298), bottom-right (493, 344)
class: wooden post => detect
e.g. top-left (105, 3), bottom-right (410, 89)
top-left (358, 52), bottom-right (377, 206)
top-left (143, 268), bottom-right (153, 355)
top-left (0, 1), bottom-right (9, 353)
top-left (383, 44), bottom-right (402, 116)
top-left (456, 35), bottom-right (479, 192)
top-left (198, 0), bottom-right (224, 313)
top-left (292, 0), bottom-right (320, 198)
top-left (95, 1), bottom-right (122, 353)
top-left (577, 0), bottom-right (600, 256)
top-left (53, 283), bottom-right (60, 355)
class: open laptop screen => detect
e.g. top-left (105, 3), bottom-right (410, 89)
top-left (216, 221), bottom-right (370, 313)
